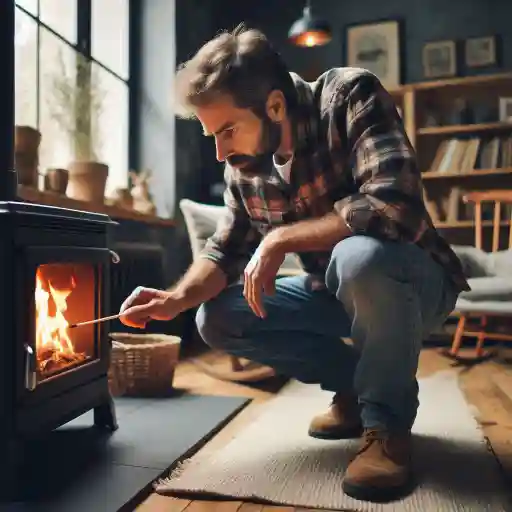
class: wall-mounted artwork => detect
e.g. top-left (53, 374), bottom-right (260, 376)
top-left (346, 20), bottom-right (401, 89)
top-left (465, 36), bottom-right (497, 68)
top-left (423, 40), bottom-right (456, 79)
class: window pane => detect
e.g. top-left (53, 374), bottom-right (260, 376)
top-left (91, 0), bottom-right (129, 79)
top-left (15, 0), bottom-right (38, 16)
top-left (39, 0), bottom-right (77, 43)
top-left (92, 64), bottom-right (129, 194)
top-left (38, 27), bottom-right (76, 172)
top-left (15, 8), bottom-right (38, 127)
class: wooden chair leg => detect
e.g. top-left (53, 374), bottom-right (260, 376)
top-left (450, 315), bottom-right (466, 356)
top-left (475, 316), bottom-right (487, 357)
top-left (472, 316), bottom-right (496, 361)
top-left (441, 314), bottom-right (496, 364)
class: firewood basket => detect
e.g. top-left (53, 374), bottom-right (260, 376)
top-left (108, 333), bottom-right (181, 397)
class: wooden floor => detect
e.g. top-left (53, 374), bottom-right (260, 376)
top-left (137, 348), bottom-right (512, 512)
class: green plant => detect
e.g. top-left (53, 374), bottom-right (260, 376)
top-left (47, 49), bottom-right (105, 162)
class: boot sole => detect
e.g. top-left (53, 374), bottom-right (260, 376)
top-left (342, 473), bottom-right (415, 503)
top-left (307, 424), bottom-right (363, 440)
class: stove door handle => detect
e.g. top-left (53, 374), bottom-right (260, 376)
top-left (24, 344), bottom-right (37, 391)
top-left (109, 250), bottom-right (121, 264)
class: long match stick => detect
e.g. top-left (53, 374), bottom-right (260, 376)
top-left (69, 314), bottom-right (121, 329)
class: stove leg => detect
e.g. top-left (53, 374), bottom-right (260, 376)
top-left (94, 395), bottom-right (118, 431)
top-left (0, 439), bottom-right (24, 500)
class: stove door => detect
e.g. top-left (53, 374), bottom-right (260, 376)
top-left (16, 246), bottom-right (111, 405)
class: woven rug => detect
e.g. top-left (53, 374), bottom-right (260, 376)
top-left (156, 371), bottom-right (511, 511)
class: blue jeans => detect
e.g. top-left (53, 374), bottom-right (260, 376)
top-left (196, 236), bottom-right (458, 432)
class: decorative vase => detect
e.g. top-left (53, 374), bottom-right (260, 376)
top-left (14, 125), bottom-right (41, 187)
top-left (44, 168), bottom-right (69, 194)
top-left (67, 161), bottom-right (109, 203)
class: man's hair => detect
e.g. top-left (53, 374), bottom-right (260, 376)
top-left (174, 24), bottom-right (297, 119)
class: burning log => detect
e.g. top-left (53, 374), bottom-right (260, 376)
top-left (38, 349), bottom-right (89, 376)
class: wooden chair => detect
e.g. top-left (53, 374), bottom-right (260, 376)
top-left (443, 189), bottom-right (512, 363)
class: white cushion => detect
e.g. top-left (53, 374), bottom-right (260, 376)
top-left (459, 277), bottom-right (512, 302)
top-left (179, 198), bottom-right (304, 275)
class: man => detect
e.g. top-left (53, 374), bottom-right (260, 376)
top-left (119, 26), bottom-right (469, 502)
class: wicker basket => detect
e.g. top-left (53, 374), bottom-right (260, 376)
top-left (108, 333), bottom-right (181, 397)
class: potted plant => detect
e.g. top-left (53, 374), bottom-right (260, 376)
top-left (47, 50), bottom-right (108, 203)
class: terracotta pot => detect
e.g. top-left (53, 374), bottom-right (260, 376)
top-left (44, 168), bottom-right (69, 194)
top-left (67, 161), bottom-right (109, 203)
top-left (14, 125), bottom-right (41, 187)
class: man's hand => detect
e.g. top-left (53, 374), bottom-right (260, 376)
top-left (119, 287), bottom-right (183, 328)
top-left (243, 232), bottom-right (285, 318)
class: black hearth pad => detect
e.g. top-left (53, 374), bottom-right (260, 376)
top-left (5, 393), bottom-right (250, 512)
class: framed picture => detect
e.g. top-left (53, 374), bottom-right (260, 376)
top-left (423, 40), bottom-right (456, 79)
top-left (499, 98), bottom-right (512, 122)
top-left (465, 36), bottom-right (497, 67)
top-left (346, 20), bottom-right (402, 88)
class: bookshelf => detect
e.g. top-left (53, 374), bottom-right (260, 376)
top-left (389, 72), bottom-right (512, 246)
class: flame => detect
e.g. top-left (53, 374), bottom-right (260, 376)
top-left (35, 268), bottom-right (76, 357)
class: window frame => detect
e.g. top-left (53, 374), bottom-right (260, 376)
top-left (14, 0), bottom-right (139, 169)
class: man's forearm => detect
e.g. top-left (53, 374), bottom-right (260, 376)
top-left (269, 213), bottom-right (352, 253)
top-left (167, 258), bottom-right (228, 311)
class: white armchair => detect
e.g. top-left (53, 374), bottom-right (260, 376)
top-left (443, 190), bottom-right (512, 363)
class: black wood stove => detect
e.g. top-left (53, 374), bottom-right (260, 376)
top-left (0, 2), bottom-right (118, 499)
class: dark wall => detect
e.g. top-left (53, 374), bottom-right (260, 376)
top-left (217, 0), bottom-right (512, 83)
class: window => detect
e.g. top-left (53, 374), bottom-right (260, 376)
top-left (93, 62), bottom-right (129, 194)
top-left (15, 0), bottom-right (37, 16)
top-left (14, 1), bottom-right (131, 195)
top-left (91, 0), bottom-right (130, 193)
top-left (39, 0), bottom-right (77, 44)
top-left (14, 8), bottom-right (38, 127)
top-left (92, 0), bottom-right (129, 80)
top-left (39, 26), bottom-right (77, 170)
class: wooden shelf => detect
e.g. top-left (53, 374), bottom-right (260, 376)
top-left (417, 122), bottom-right (512, 136)
top-left (407, 72), bottom-right (512, 92)
top-left (435, 220), bottom-right (510, 229)
top-left (387, 72), bottom-right (512, 96)
top-left (378, 72), bottom-right (512, 242)
top-left (422, 168), bottom-right (512, 179)
top-left (17, 186), bottom-right (176, 227)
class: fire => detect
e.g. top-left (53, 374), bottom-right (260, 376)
top-left (35, 268), bottom-right (87, 376)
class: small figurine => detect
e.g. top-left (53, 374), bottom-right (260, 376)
top-left (130, 169), bottom-right (157, 215)
top-left (110, 187), bottom-right (133, 209)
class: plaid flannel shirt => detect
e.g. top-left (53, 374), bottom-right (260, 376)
top-left (201, 67), bottom-right (470, 293)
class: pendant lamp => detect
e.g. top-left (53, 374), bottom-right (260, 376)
top-left (288, 1), bottom-right (332, 47)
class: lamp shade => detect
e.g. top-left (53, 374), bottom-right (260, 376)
top-left (288, 6), bottom-right (332, 47)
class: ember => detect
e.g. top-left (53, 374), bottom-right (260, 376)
top-left (35, 267), bottom-right (90, 378)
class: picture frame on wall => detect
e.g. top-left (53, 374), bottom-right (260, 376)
top-left (465, 36), bottom-right (497, 68)
top-left (422, 40), bottom-right (456, 79)
top-left (345, 19), bottom-right (402, 89)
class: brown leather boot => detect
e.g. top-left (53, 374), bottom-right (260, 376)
top-left (342, 429), bottom-right (414, 502)
top-left (308, 392), bottom-right (363, 439)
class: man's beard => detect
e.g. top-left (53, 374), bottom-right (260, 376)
top-left (226, 116), bottom-right (281, 174)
